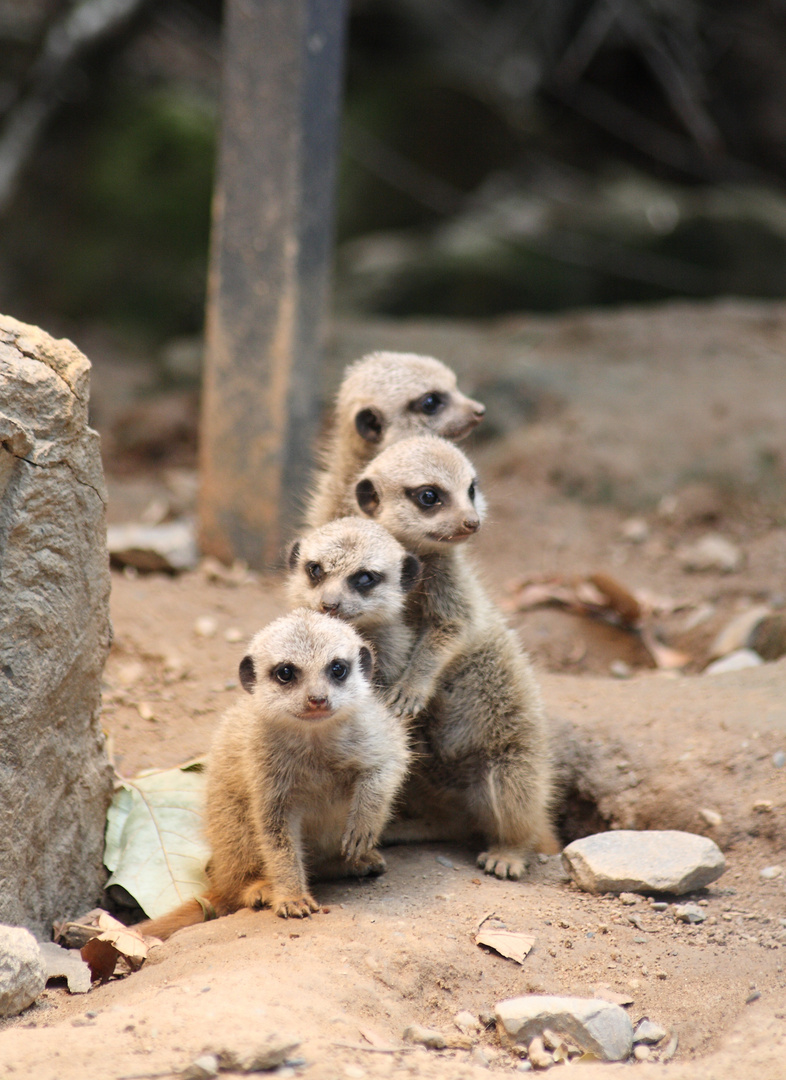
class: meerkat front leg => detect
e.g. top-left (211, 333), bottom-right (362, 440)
top-left (474, 761), bottom-right (559, 881)
top-left (247, 802), bottom-right (320, 919)
top-left (341, 760), bottom-right (407, 875)
top-left (386, 622), bottom-right (464, 719)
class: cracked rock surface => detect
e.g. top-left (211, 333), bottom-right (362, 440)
top-left (0, 314), bottom-right (113, 939)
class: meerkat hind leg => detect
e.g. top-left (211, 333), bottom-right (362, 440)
top-left (316, 848), bottom-right (387, 880)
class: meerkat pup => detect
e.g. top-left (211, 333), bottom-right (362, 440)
top-left (353, 434), bottom-right (559, 879)
top-left (137, 610), bottom-right (410, 939)
top-left (304, 351), bottom-right (486, 528)
top-left (286, 517), bottom-right (420, 688)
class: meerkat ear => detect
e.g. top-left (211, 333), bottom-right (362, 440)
top-left (400, 554), bottom-right (420, 592)
top-left (358, 646), bottom-right (374, 681)
top-left (287, 539), bottom-right (301, 569)
top-left (355, 407), bottom-right (385, 443)
top-left (355, 477), bottom-right (380, 516)
top-left (239, 655), bottom-right (256, 693)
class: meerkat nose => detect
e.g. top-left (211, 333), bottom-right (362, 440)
top-left (306, 695), bottom-right (328, 710)
top-left (321, 601), bottom-right (340, 615)
top-left (463, 518), bottom-right (480, 533)
top-left (472, 402), bottom-right (486, 417)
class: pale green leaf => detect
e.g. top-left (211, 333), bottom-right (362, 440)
top-left (104, 765), bottom-right (210, 919)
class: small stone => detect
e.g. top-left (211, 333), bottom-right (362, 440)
top-left (403, 1024), bottom-right (446, 1050)
top-left (562, 830), bottom-right (726, 895)
top-left (618, 893), bottom-right (638, 906)
top-left (435, 855), bottom-right (454, 868)
top-left (468, 1046), bottom-right (491, 1069)
top-left (633, 1019), bottom-right (667, 1045)
top-left (224, 627), bottom-right (244, 643)
top-left (760, 865), bottom-right (784, 880)
top-left (704, 649), bottom-right (763, 675)
top-left (621, 518), bottom-right (649, 543)
top-left (753, 800), bottom-right (774, 813)
top-left (651, 902), bottom-right (669, 912)
top-left (182, 1054), bottom-right (219, 1080)
top-left (698, 808), bottom-right (722, 828)
top-left (673, 903), bottom-right (707, 924)
top-left (195, 616), bottom-right (218, 638)
top-left (0, 927), bottom-right (47, 1018)
top-left (526, 1036), bottom-right (553, 1069)
top-left (137, 702), bottom-right (155, 722)
top-left (610, 660), bottom-right (631, 679)
top-left (38, 942), bottom-right (91, 995)
top-left (677, 533), bottom-right (743, 574)
top-left (107, 520), bottom-right (198, 573)
top-left (454, 1010), bottom-right (481, 1034)
top-left (495, 995), bottom-right (633, 1062)
top-left (216, 1037), bottom-right (300, 1072)
top-left (633, 1044), bottom-right (651, 1061)
top-left (344, 1068), bottom-right (365, 1079)
top-left (773, 751), bottom-right (786, 769)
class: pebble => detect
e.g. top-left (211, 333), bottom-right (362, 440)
top-left (403, 1024), bottom-right (446, 1050)
top-left (618, 892), bottom-right (638, 906)
top-left (561, 830), bottom-right (726, 895)
top-left (673, 903), bottom-right (707, 924)
top-left (454, 1010), bottom-right (482, 1034)
top-left (704, 649), bottom-right (763, 676)
top-left (495, 995), bottom-right (633, 1062)
top-left (38, 942), bottom-right (91, 995)
top-left (633, 1019), bottom-right (667, 1045)
top-left (469, 1046), bottom-right (491, 1069)
top-left (224, 627), bottom-right (244, 643)
top-left (633, 1044), bottom-right (651, 1061)
top-left (610, 660), bottom-right (632, 679)
top-left (526, 1036), bottom-right (553, 1069)
top-left (773, 751), bottom-right (786, 769)
top-left (435, 855), bottom-right (454, 868)
top-left (107, 520), bottom-right (199, 573)
top-left (677, 533), bottom-right (743, 574)
top-left (698, 808), bottom-right (723, 828)
top-left (182, 1055), bottom-right (219, 1080)
top-left (0, 926), bottom-right (47, 1018)
top-left (759, 865), bottom-right (784, 880)
top-left (621, 518), bottom-right (649, 543)
top-left (195, 616), bottom-right (218, 638)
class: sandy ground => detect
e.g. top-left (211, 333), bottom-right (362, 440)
top-left (1, 300), bottom-right (785, 1079)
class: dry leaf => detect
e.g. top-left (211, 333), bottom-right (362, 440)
top-left (475, 929), bottom-right (535, 965)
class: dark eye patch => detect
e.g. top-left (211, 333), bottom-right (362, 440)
top-left (349, 569), bottom-right (383, 591)
top-left (405, 485), bottom-right (447, 511)
top-left (272, 663), bottom-right (299, 685)
top-left (468, 480), bottom-right (477, 502)
top-left (410, 391), bottom-right (447, 416)
top-left (328, 658), bottom-right (350, 682)
top-left (306, 562), bottom-right (324, 584)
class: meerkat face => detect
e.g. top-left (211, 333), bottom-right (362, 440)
top-left (238, 610), bottom-right (374, 723)
top-left (339, 352), bottom-right (485, 449)
top-left (287, 518), bottom-right (420, 629)
top-left (354, 435), bottom-right (485, 555)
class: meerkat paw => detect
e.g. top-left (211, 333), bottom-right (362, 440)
top-left (385, 683), bottom-right (426, 720)
top-left (241, 879), bottom-right (276, 910)
top-left (349, 848), bottom-right (387, 878)
top-left (477, 849), bottom-right (527, 881)
top-left (273, 893), bottom-right (320, 919)
top-left (341, 823), bottom-right (376, 863)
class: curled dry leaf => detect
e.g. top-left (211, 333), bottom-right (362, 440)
top-left (80, 915), bottom-right (148, 983)
top-left (475, 928), bottom-right (535, 965)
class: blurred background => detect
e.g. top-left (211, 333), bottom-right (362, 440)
top-left (3, 0), bottom-right (786, 472)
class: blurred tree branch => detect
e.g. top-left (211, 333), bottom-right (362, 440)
top-left (0, 0), bottom-right (151, 214)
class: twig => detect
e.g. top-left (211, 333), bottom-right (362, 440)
top-left (332, 1042), bottom-right (414, 1055)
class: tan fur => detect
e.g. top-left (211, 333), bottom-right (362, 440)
top-left (286, 517), bottom-right (419, 687)
top-left (137, 611), bottom-right (410, 939)
top-left (305, 352), bottom-right (485, 529)
top-left (354, 435), bottom-right (558, 879)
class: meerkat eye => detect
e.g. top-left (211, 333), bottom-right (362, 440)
top-left (350, 569), bottom-right (382, 591)
top-left (411, 391), bottom-right (446, 416)
top-left (329, 659), bottom-right (349, 682)
top-left (417, 488), bottom-right (440, 508)
top-left (468, 480), bottom-right (476, 502)
top-left (273, 663), bottom-right (298, 684)
top-left (306, 562), bottom-right (324, 583)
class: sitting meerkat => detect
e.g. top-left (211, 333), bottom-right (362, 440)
top-left (304, 351), bottom-right (485, 528)
top-left (136, 610), bottom-right (410, 939)
top-left (286, 517), bottom-right (420, 687)
top-left (353, 434), bottom-right (559, 879)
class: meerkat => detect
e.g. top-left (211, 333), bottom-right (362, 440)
top-left (136, 610), bottom-right (410, 939)
top-left (353, 434), bottom-right (559, 879)
top-left (304, 351), bottom-right (486, 529)
top-left (286, 517), bottom-right (420, 688)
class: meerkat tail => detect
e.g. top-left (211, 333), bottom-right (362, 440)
top-left (134, 892), bottom-right (221, 941)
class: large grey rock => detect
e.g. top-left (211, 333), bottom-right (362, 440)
top-left (0, 315), bottom-right (113, 938)
top-left (562, 830), bottom-right (725, 895)
top-left (0, 926), bottom-right (47, 1017)
top-left (495, 995), bottom-right (633, 1061)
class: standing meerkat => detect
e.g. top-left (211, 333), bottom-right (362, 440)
top-left (353, 434), bottom-right (559, 879)
top-left (304, 351), bottom-right (486, 529)
top-left (286, 517), bottom-right (420, 688)
top-left (136, 611), bottom-right (410, 939)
